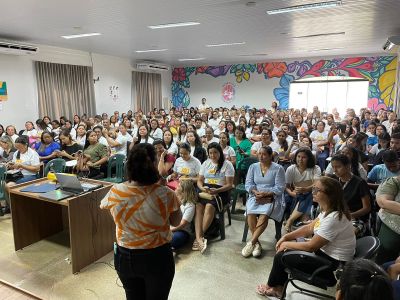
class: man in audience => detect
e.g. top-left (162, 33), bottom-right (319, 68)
top-left (198, 98), bottom-right (209, 112)
top-left (383, 111), bottom-right (397, 135)
top-left (368, 150), bottom-right (400, 190)
top-left (374, 133), bottom-right (400, 165)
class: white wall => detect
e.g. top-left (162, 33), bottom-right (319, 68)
top-left (0, 54), bottom-right (38, 130)
top-left (0, 45), bottom-right (172, 130)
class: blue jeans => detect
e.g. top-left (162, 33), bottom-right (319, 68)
top-left (317, 148), bottom-right (329, 171)
top-left (171, 230), bottom-right (190, 249)
top-left (382, 261), bottom-right (400, 300)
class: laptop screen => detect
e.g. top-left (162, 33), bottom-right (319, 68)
top-left (55, 173), bottom-right (84, 193)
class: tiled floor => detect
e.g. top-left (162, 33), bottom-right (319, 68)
top-left (0, 210), bottom-right (333, 300)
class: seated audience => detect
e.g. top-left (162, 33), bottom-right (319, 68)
top-left (368, 150), bottom-right (400, 190)
top-left (56, 129), bottom-right (83, 161)
top-left (231, 126), bottom-right (252, 168)
top-left (163, 129), bottom-right (178, 156)
top-left (35, 131), bottom-right (60, 163)
top-left (5, 125), bottom-right (19, 143)
top-left (169, 143), bottom-right (201, 184)
top-left (153, 139), bottom-right (176, 179)
top-left (186, 130), bottom-right (207, 163)
top-left (219, 132), bottom-right (236, 166)
top-left (0, 135), bottom-right (17, 163)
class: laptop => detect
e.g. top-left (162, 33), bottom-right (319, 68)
top-left (40, 173), bottom-right (103, 201)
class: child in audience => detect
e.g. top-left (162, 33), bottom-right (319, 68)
top-left (171, 180), bottom-right (197, 250)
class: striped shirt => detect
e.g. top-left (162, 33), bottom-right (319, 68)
top-left (100, 183), bottom-right (180, 249)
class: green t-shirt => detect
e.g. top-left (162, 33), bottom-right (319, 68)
top-left (229, 137), bottom-right (252, 168)
top-left (376, 176), bottom-right (400, 234)
top-left (84, 143), bottom-right (108, 168)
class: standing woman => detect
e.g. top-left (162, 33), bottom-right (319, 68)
top-left (243, 146), bottom-right (285, 257)
top-left (285, 148), bottom-right (321, 232)
top-left (186, 130), bottom-right (207, 163)
top-left (195, 143), bottom-right (235, 253)
top-left (100, 143), bottom-right (181, 300)
top-left (230, 126), bottom-right (252, 168)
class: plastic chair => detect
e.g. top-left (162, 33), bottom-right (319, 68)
top-left (43, 158), bottom-right (66, 176)
top-left (231, 156), bottom-right (259, 213)
top-left (103, 154), bottom-right (125, 183)
top-left (280, 236), bottom-right (381, 300)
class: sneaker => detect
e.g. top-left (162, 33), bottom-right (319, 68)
top-left (241, 242), bottom-right (255, 258)
top-left (252, 242), bottom-right (262, 257)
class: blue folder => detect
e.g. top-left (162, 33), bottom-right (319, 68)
top-left (20, 183), bottom-right (59, 193)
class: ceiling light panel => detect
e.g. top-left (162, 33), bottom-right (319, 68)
top-left (267, 1), bottom-right (342, 15)
top-left (135, 49), bottom-right (168, 53)
top-left (206, 42), bottom-right (246, 47)
top-left (148, 22), bottom-right (200, 29)
top-left (292, 32), bottom-right (345, 39)
top-left (61, 33), bottom-right (102, 39)
top-left (178, 58), bottom-right (205, 61)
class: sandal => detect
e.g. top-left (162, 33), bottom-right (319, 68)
top-left (199, 238), bottom-right (207, 254)
top-left (192, 240), bottom-right (199, 251)
top-left (256, 284), bottom-right (270, 296)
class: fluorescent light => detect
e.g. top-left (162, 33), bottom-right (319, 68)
top-left (148, 22), bottom-right (200, 29)
top-left (135, 49), bottom-right (168, 53)
top-left (309, 47), bottom-right (344, 52)
top-left (267, 1), bottom-right (342, 15)
top-left (206, 42), bottom-right (246, 47)
top-left (237, 53), bottom-right (268, 57)
top-left (61, 33), bottom-right (101, 39)
top-left (293, 32), bottom-right (345, 39)
top-left (178, 58), bottom-right (205, 62)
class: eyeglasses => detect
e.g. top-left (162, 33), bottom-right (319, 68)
top-left (312, 187), bottom-right (326, 194)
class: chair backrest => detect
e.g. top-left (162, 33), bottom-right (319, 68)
top-left (44, 158), bottom-right (66, 176)
top-left (107, 154), bottom-right (125, 179)
top-left (237, 157), bottom-right (258, 182)
top-left (0, 165), bottom-right (6, 199)
top-left (354, 236), bottom-right (381, 259)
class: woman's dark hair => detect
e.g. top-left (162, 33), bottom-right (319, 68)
top-left (179, 142), bottom-right (191, 153)
top-left (226, 120), bottom-right (236, 133)
top-left (207, 142), bottom-right (225, 173)
top-left (288, 124), bottom-right (298, 138)
top-left (5, 125), bottom-right (16, 136)
top-left (136, 124), bottom-right (150, 144)
top-left (235, 125), bottom-right (247, 140)
top-left (163, 129), bottom-right (174, 149)
top-left (294, 147), bottom-right (315, 168)
top-left (337, 259), bottom-right (393, 300)
top-left (126, 143), bottom-right (160, 185)
top-left (259, 145), bottom-right (273, 156)
top-left (59, 129), bottom-right (73, 149)
top-left (73, 115), bottom-right (80, 125)
top-left (219, 131), bottom-right (230, 146)
top-left (276, 130), bottom-right (289, 151)
top-left (331, 153), bottom-right (350, 167)
top-left (153, 139), bottom-right (167, 149)
top-left (38, 132), bottom-right (54, 153)
top-left (318, 176), bottom-right (351, 220)
top-left (378, 132), bottom-right (391, 150)
top-left (51, 120), bottom-right (60, 127)
top-left (341, 146), bottom-right (360, 177)
top-left (187, 130), bottom-right (202, 147)
top-left (376, 124), bottom-right (387, 133)
top-left (351, 116), bottom-right (361, 133)
top-left (36, 119), bottom-right (48, 131)
top-left (15, 136), bottom-right (29, 146)
top-left (83, 130), bottom-right (96, 149)
top-left (178, 122), bottom-right (188, 140)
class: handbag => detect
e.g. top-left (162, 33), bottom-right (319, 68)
top-left (198, 192), bottom-right (224, 212)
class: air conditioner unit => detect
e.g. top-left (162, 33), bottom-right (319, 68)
top-left (136, 62), bottom-right (170, 72)
top-left (0, 41), bottom-right (39, 55)
top-left (383, 36), bottom-right (400, 53)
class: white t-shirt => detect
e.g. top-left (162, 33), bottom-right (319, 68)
top-left (69, 128), bottom-right (77, 140)
top-left (199, 159), bottom-right (235, 186)
top-left (12, 148), bottom-right (40, 176)
top-left (150, 128), bottom-right (163, 140)
top-left (166, 142), bottom-right (179, 155)
top-left (114, 133), bottom-right (133, 156)
top-left (139, 137), bottom-right (154, 144)
top-left (251, 141), bottom-right (280, 154)
top-left (204, 137), bottom-right (219, 146)
top-left (208, 118), bottom-right (220, 131)
top-left (222, 145), bottom-right (236, 160)
top-left (314, 212), bottom-right (355, 262)
top-left (180, 202), bottom-right (195, 234)
top-left (310, 130), bottom-right (328, 142)
top-left (196, 127), bottom-right (206, 137)
top-left (173, 156), bottom-right (201, 177)
top-left (23, 129), bottom-right (38, 137)
top-left (99, 136), bottom-right (108, 147)
top-left (285, 165), bottom-right (321, 184)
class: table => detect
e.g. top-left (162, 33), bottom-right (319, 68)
top-left (9, 178), bottom-right (115, 274)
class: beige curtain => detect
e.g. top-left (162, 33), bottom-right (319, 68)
top-left (132, 71), bottom-right (162, 113)
top-left (35, 61), bottom-right (96, 119)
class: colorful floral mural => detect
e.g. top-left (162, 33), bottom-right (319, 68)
top-left (171, 56), bottom-right (397, 111)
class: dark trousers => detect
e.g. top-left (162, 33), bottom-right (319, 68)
top-left (317, 148), bottom-right (329, 172)
top-left (267, 250), bottom-right (339, 287)
top-left (115, 243), bottom-right (175, 300)
top-left (171, 230), bottom-right (190, 249)
top-left (376, 222), bottom-right (400, 264)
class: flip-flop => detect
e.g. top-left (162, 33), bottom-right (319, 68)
top-left (192, 240), bottom-right (200, 251)
top-left (256, 284), bottom-right (270, 296)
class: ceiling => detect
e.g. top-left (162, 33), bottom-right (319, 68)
top-left (1, 0), bottom-right (399, 66)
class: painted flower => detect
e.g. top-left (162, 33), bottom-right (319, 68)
top-left (196, 66), bottom-right (208, 74)
top-left (172, 68), bottom-right (186, 82)
top-left (263, 62), bottom-right (287, 78)
top-left (368, 98), bottom-right (387, 112)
